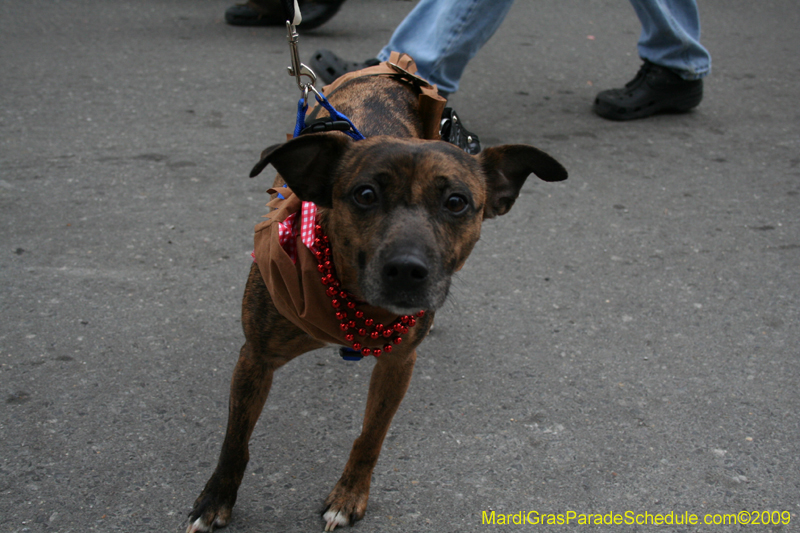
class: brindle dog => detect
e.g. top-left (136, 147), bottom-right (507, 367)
top-left (186, 75), bottom-right (567, 532)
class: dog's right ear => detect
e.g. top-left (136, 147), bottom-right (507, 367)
top-left (249, 134), bottom-right (353, 208)
top-left (479, 144), bottom-right (567, 219)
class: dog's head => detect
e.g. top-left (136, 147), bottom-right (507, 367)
top-left (251, 134), bottom-right (566, 314)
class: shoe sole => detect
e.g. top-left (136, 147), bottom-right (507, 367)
top-left (593, 86), bottom-right (703, 121)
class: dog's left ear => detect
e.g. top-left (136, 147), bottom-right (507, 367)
top-left (249, 133), bottom-right (353, 208)
top-left (479, 145), bottom-right (567, 219)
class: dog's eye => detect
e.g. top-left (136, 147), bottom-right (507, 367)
top-left (444, 194), bottom-right (469, 215)
top-left (353, 185), bottom-right (378, 208)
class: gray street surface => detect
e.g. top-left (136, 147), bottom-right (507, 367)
top-left (2, 1), bottom-right (798, 531)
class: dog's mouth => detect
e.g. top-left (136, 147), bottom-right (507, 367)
top-left (373, 292), bottom-right (444, 316)
top-left (368, 292), bottom-right (446, 316)
top-left (361, 251), bottom-right (450, 315)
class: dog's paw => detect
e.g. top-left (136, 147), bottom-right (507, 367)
top-left (186, 514), bottom-right (228, 533)
top-left (186, 492), bottom-right (233, 533)
top-left (321, 486), bottom-right (369, 531)
top-left (322, 508), bottom-right (350, 532)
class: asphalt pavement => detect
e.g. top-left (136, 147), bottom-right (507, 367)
top-left (2, 1), bottom-right (799, 531)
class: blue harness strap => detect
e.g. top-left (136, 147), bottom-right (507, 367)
top-left (293, 97), bottom-right (308, 138)
top-left (294, 92), bottom-right (365, 141)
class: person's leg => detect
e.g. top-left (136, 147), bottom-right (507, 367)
top-left (593, 0), bottom-right (710, 120)
top-left (630, 0), bottom-right (710, 80)
top-left (308, 0), bottom-right (511, 152)
top-left (376, 0), bottom-right (515, 94)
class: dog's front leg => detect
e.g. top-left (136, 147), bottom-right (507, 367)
top-left (186, 340), bottom-right (276, 532)
top-left (187, 265), bottom-right (323, 532)
top-left (322, 348), bottom-right (418, 531)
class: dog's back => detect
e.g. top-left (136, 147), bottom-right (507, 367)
top-left (309, 75), bottom-right (431, 139)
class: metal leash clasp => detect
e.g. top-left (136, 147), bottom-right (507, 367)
top-left (286, 21), bottom-right (318, 100)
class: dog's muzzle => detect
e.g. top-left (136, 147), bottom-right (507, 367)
top-left (364, 245), bottom-right (448, 314)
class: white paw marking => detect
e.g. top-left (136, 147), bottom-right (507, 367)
top-left (323, 509), bottom-right (349, 531)
top-left (186, 517), bottom-right (212, 533)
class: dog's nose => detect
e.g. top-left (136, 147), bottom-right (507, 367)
top-left (382, 253), bottom-right (429, 288)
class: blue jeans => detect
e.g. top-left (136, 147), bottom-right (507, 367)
top-left (630, 0), bottom-right (711, 80)
top-left (377, 0), bottom-right (711, 94)
top-left (377, 0), bottom-right (515, 95)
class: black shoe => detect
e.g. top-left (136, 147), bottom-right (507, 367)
top-left (309, 49), bottom-right (380, 84)
top-left (440, 108), bottom-right (481, 155)
top-left (225, 1), bottom-right (284, 26)
top-left (593, 60), bottom-right (703, 121)
top-left (225, 0), bottom-right (346, 29)
top-left (297, 0), bottom-right (348, 30)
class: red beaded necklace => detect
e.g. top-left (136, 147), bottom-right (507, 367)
top-left (311, 222), bottom-right (425, 357)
